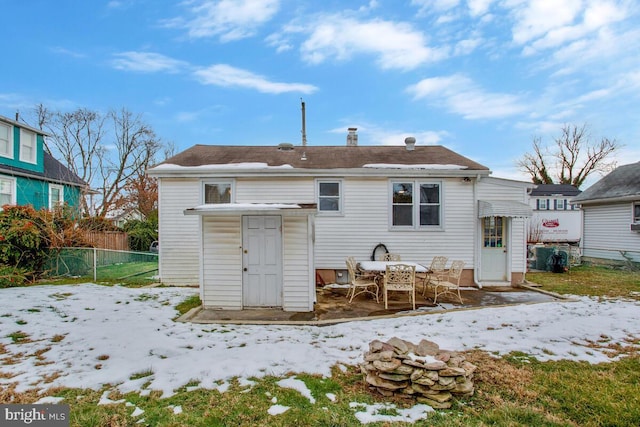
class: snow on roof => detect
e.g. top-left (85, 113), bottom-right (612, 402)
top-left (363, 163), bottom-right (467, 169)
top-left (152, 162), bottom-right (294, 170)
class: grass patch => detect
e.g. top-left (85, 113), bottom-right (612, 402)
top-left (175, 294), bottom-right (202, 316)
top-left (96, 261), bottom-right (158, 286)
top-left (3, 354), bottom-right (638, 426)
top-left (129, 369), bottom-right (154, 380)
top-left (6, 331), bottom-right (30, 343)
top-left (527, 265), bottom-right (640, 299)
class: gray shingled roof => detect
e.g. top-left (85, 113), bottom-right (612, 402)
top-left (0, 152), bottom-right (87, 188)
top-left (572, 161), bottom-right (640, 203)
top-left (160, 144), bottom-right (490, 170)
top-left (530, 184), bottom-right (581, 197)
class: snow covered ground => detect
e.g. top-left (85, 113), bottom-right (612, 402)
top-left (1, 283), bottom-right (638, 423)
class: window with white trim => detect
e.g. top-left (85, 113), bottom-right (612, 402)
top-left (537, 199), bottom-right (548, 210)
top-left (49, 184), bottom-right (64, 209)
top-left (317, 180), bottom-right (342, 213)
top-left (634, 203), bottom-right (640, 223)
top-left (0, 123), bottom-right (12, 158)
top-left (391, 181), bottom-right (441, 228)
top-left (0, 177), bottom-right (16, 208)
top-left (203, 181), bottom-right (232, 204)
top-left (19, 129), bottom-right (37, 164)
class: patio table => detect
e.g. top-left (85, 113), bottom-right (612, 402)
top-left (357, 261), bottom-right (430, 302)
top-left (358, 261), bottom-right (429, 273)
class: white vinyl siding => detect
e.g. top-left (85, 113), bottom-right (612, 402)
top-left (158, 178), bottom-right (200, 285)
top-left (200, 214), bottom-right (313, 311)
top-left (202, 215), bottom-right (243, 309)
top-left (582, 203), bottom-right (640, 262)
top-left (235, 177), bottom-right (314, 203)
top-left (0, 123), bottom-right (12, 158)
top-left (282, 216), bottom-right (313, 311)
top-left (314, 177), bottom-right (474, 269)
top-left (19, 128), bottom-right (36, 164)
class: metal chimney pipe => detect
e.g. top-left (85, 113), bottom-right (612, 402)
top-left (301, 100), bottom-right (307, 147)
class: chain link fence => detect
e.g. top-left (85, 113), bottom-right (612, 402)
top-left (45, 248), bottom-right (159, 282)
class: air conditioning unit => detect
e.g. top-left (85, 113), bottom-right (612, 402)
top-left (631, 223), bottom-right (640, 232)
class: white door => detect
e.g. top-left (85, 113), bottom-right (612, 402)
top-left (242, 216), bottom-right (283, 307)
top-left (480, 216), bottom-right (508, 282)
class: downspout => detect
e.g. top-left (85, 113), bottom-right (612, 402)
top-left (473, 174), bottom-right (483, 289)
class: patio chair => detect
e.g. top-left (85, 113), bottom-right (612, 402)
top-left (382, 253), bottom-right (402, 261)
top-left (383, 263), bottom-right (416, 310)
top-left (432, 260), bottom-right (465, 304)
top-left (345, 257), bottom-right (379, 303)
top-left (416, 256), bottom-right (448, 296)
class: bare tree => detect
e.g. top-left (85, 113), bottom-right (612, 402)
top-left (96, 108), bottom-right (162, 218)
top-left (31, 105), bottom-right (163, 218)
top-left (517, 123), bottom-right (620, 188)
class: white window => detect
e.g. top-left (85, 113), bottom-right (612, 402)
top-left (317, 180), bottom-right (342, 213)
top-left (555, 199), bottom-right (567, 210)
top-left (19, 129), bottom-right (37, 164)
top-left (49, 184), bottom-right (64, 209)
top-left (0, 177), bottom-right (16, 208)
top-left (203, 181), bottom-right (233, 204)
top-left (0, 123), bottom-right (13, 158)
top-left (634, 203), bottom-right (640, 223)
top-left (391, 181), bottom-right (442, 229)
top-left (537, 199), bottom-right (548, 210)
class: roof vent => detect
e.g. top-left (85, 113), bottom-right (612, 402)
top-left (405, 136), bottom-right (416, 151)
top-left (278, 142), bottom-right (294, 151)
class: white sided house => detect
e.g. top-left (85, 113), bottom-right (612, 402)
top-left (571, 161), bottom-right (640, 264)
top-left (148, 135), bottom-right (534, 312)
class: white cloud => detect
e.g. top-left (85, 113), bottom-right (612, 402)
top-left (111, 52), bottom-right (189, 73)
top-left (467, 0), bottom-right (495, 16)
top-left (50, 46), bottom-right (86, 59)
top-left (193, 64), bottom-right (318, 94)
top-left (296, 16), bottom-right (446, 70)
top-left (407, 74), bottom-right (528, 119)
top-left (411, 0), bottom-right (460, 14)
top-left (509, 0), bottom-right (631, 54)
top-left (164, 0), bottom-right (280, 42)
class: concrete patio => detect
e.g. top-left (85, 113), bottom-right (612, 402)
top-left (182, 283), bottom-right (564, 325)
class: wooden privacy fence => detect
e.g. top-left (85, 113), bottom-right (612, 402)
top-left (80, 231), bottom-right (129, 251)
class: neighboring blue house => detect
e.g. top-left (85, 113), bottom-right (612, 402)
top-left (0, 114), bottom-right (88, 212)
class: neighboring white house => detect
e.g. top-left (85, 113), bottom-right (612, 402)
top-left (571, 161), bottom-right (640, 264)
top-left (528, 184), bottom-right (582, 243)
top-left (147, 133), bottom-right (534, 312)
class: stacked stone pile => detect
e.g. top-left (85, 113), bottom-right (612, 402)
top-left (360, 337), bottom-right (477, 409)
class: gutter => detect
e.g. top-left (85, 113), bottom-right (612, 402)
top-left (473, 174), bottom-right (483, 289)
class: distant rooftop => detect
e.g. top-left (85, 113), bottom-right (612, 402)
top-left (530, 184), bottom-right (581, 197)
top-left (572, 162), bottom-right (640, 203)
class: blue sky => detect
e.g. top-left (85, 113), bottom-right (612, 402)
top-left (1, 0), bottom-right (639, 184)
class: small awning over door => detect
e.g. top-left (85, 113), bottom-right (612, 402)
top-left (478, 200), bottom-right (533, 218)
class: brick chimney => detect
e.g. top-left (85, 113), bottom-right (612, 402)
top-left (347, 127), bottom-right (358, 146)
